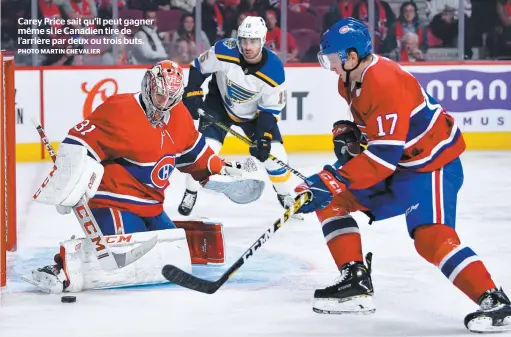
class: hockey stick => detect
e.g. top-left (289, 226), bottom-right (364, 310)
top-left (198, 111), bottom-right (378, 224)
top-left (162, 191), bottom-right (311, 294)
top-left (198, 108), bottom-right (305, 220)
top-left (198, 109), bottom-right (307, 181)
top-left (32, 119), bottom-right (157, 271)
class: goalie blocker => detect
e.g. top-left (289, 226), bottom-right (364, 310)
top-left (24, 220), bottom-right (224, 293)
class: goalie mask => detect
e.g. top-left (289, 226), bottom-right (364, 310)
top-left (237, 16), bottom-right (267, 61)
top-left (141, 60), bottom-right (185, 126)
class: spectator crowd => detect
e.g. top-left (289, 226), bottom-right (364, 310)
top-left (2, 0), bottom-right (511, 66)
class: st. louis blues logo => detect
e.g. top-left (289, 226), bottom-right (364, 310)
top-left (223, 38), bottom-right (237, 49)
top-left (150, 155), bottom-right (176, 189)
top-left (223, 78), bottom-right (257, 107)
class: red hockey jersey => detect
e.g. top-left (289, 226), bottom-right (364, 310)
top-left (337, 55), bottom-right (465, 190)
top-left (64, 93), bottom-right (220, 217)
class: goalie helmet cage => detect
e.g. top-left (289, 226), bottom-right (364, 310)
top-left (0, 51), bottom-right (17, 288)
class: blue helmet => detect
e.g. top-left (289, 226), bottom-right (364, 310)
top-left (318, 17), bottom-right (372, 69)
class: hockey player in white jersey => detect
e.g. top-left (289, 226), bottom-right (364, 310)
top-left (177, 16), bottom-right (298, 216)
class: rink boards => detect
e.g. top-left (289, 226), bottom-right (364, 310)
top-left (12, 62), bottom-right (511, 162)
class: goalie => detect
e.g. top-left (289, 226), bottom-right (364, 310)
top-left (28, 60), bottom-right (264, 294)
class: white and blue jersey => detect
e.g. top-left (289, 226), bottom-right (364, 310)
top-left (192, 38), bottom-right (286, 122)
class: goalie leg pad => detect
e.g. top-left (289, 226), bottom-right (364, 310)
top-left (57, 229), bottom-right (191, 292)
top-left (174, 220), bottom-right (225, 264)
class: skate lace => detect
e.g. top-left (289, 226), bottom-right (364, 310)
top-left (480, 296), bottom-right (494, 311)
top-left (182, 193), bottom-right (196, 208)
top-left (480, 293), bottom-right (507, 311)
top-left (333, 268), bottom-right (350, 285)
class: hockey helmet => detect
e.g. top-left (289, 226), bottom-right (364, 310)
top-left (141, 60), bottom-right (184, 126)
top-left (237, 16), bottom-right (267, 60)
top-left (318, 17), bottom-right (372, 70)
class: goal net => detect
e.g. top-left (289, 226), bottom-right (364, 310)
top-left (0, 51), bottom-right (17, 290)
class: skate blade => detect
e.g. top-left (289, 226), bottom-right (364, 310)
top-left (312, 295), bottom-right (375, 315)
top-left (467, 316), bottom-right (511, 333)
top-left (20, 275), bottom-right (53, 294)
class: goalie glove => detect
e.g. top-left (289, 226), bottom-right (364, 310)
top-left (201, 157), bottom-right (264, 204)
top-left (221, 157), bottom-right (259, 178)
top-left (218, 161), bottom-right (243, 179)
top-left (201, 157), bottom-right (258, 185)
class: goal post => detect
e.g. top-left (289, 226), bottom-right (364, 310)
top-left (1, 51), bottom-right (16, 287)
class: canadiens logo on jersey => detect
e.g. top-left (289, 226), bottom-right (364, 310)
top-left (224, 78), bottom-right (257, 107)
top-left (150, 155), bottom-right (176, 189)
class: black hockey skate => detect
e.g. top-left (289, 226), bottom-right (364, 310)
top-left (313, 253), bottom-right (375, 315)
top-left (178, 189), bottom-right (198, 216)
top-left (464, 288), bottom-right (511, 333)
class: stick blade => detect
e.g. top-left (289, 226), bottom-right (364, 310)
top-left (162, 265), bottom-right (219, 294)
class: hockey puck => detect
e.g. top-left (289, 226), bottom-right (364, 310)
top-left (61, 296), bottom-right (76, 303)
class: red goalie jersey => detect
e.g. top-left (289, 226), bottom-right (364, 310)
top-left (63, 93), bottom-right (221, 217)
top-left (337, 55), bottom-right (466, 190)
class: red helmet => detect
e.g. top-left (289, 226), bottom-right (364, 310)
top-left (141, 60), bottom-right (185, 126)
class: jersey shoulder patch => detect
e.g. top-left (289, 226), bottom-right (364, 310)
top-left (255, 48), bottom-right (285, 88)
top-left (214, 39), bottom-right (240, 65)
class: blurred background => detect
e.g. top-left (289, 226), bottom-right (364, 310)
top-left (2, 0), bottom-right (511, 66)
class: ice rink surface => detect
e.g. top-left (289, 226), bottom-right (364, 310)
top-left (1, 152), bottom-right (511, 337)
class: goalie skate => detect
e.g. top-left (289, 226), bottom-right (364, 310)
top-left (464, 288), bottom-right (511, 333)
top-left (21, 254), bottom-right (68, 294)
top-left (313, 253), bottom-right (375, 315)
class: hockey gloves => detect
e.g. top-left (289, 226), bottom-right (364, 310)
top-left (294, 165), bottom-right (349, 214)
top-left (182, 88), bottom-right (205, 120)
top-left (250, 111), bottom-right (277, 162)
top-left (250, 133), bottom-right (272, 162)
top-left (332, 120), bottom-right (367, 166)
top-left (294, 120), bottom-right (362, 213)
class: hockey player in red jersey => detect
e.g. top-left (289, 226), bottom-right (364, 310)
top-left (294, 18), bottom-right (511, 333)
top-left (29, 60), bottom-right (263, 294)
